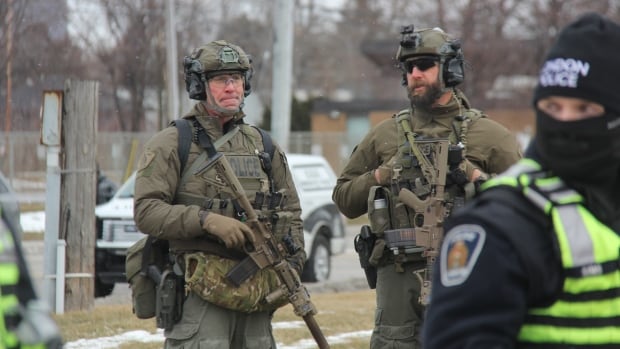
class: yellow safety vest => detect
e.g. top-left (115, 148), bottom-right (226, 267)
top-left (485, 159), bottom-right (620, 347)
top-left (0, 210), bottom-right (45, 349)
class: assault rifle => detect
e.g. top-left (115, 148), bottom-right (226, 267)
top-left (397, 139), bottom-right (450, 305)
top-left (201, 152), bottom-right (330, 349)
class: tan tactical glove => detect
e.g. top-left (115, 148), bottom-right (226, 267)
top-left (200, 211), bottom-right (255, 249)
top-left (374, 156), bottom-right (399, 185)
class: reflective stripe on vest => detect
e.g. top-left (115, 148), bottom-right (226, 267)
top-left (485, 159), bottom-right (620, 347)
top-left (0, 214), bottom-right (21, 349)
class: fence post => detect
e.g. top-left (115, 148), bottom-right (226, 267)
top-left (41, 91), bottom-right (62, 312)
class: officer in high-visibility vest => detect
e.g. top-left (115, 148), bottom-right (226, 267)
top-left (0, 206), bottom-right (62, 349)
top-left (422, 12), bottom-right (620, 349)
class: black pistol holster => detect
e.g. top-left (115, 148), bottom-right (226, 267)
top-left (156, 267), bottom-right (184, 331)
top-left (354, 225), bottom-right (377, 289)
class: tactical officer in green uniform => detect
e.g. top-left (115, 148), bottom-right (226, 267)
top-left (332, 26), bottom-right (521, 348)
top-left (0, 206), bottom-right (63, 349)
top-left (134, 40), bottom-right (305, 348)
top-left (423, 13), bottom-right (620, 349)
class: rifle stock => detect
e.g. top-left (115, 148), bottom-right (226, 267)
top-left (206, 153), bottom-right (331, 349)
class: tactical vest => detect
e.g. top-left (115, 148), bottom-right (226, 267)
top-left (0, 213), bottom-right (44, 349)
top-left (484, 159), bottom-right (620, 348)
top-left (167, 121), bottom-right (294, 313)
top-left (172, 123), bottom-right (291, 253)
top-left (368, 108), bottom-right (482, 242)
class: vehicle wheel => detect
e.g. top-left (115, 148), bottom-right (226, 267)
top-left (95, 277), bottom-right (115, 298)
top-left (302, 233), bottom-right (330, 282)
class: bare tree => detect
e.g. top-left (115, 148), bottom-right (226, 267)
top-left (7, 0), bottom-right (620, 132)
top-left (216, 12), bottom-right (273, 104)
top-left (71, 0), bottom-right (239, 131)
top-left (394, 0), bottom-right (620, 109)
top-left (0, 1), bottom-right (29, 72)
top-left (93, 0), bottom-right (165, 131)
top-left (70, 0), bottom-right (185, 131)
top-left (1, 0), bottom-right (86, 130)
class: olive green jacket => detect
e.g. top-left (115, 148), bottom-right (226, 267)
top-left (133, 103), bottom-right (305, 266)
top-left (332, 91), bottom-right (522, 219)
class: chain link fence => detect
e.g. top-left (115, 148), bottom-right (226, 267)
top-left (0, 131), bottom-right (349, 199)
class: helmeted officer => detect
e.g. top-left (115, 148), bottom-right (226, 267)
top-left (422, 12), bottom-right (620, 349)
top-left (332, 26), bottom-right (522, 348)
top-left (133, 40), bottom-right (304, 348)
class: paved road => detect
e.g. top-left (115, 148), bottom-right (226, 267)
top-left (23, 224), bottom-right (369, 307)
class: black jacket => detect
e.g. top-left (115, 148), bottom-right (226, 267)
top-left (422, 152), bottom-right (562, 349)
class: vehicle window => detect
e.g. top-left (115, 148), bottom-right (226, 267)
top-left (290, 164), bottom-right (335, 191)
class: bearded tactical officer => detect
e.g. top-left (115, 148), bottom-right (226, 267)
top-left (332, 26), bottom-right (521, 348)
top-left (133, 40), bottom-right (304, 348)
top-left (422, 13), bottom-right (620, 349)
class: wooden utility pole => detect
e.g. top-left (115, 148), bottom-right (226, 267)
top-left (60, 80), bottom-right (98, 311)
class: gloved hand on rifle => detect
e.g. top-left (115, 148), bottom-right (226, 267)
top-left (200, 211), bottom-right (255, 249)
top-left (374, 155), bottom-right (399, 185)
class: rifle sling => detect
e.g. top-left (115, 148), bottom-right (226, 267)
top-left (397, 114), bottom-right (435, 185)
top-left (178, 124), bottom-right (239, 190)
top-left (174, 122), bottom-right (273, 285)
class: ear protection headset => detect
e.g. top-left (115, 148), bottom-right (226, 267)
top-left (184, 55), bottom-right (207, 100)
top-left (441, 40), bottom-right (465, 87)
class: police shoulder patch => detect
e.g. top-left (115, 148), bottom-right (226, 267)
top-left (138, 149), bottom-right (155, 171)
top-left (440, 224), bottom-right (486, 287)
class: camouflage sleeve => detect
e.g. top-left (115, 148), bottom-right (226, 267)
top-left (332, 119), bottom-right (397, 219)
top-left (271, 147), bottom-right (306, 269)
top-left (465, 118), bottom-right (523, 175)
top-left (133, 127), bottom-right (204, 240)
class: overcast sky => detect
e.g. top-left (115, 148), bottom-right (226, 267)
top-left (67, 0), bottom-right (347, 48)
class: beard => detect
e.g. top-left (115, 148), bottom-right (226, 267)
top-left (408, 79), bottom-right (443, 111)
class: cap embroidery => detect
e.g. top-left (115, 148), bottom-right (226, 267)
top-left (539, 58), bottom-right (590, 88)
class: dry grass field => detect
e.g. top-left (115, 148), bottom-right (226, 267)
top-left (55, 289), bottom-right (376, 349)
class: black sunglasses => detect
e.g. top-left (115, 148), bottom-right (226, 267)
top-left (404, 57), bottom-right (439, 73)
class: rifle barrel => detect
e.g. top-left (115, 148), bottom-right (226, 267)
top-left (304, 315), bottom-right (331, 349)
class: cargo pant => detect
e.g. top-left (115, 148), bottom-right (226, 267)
top-left (164, 292), bottom-right (276, 349)
top-left (370, 262), bottom-right (425, 349)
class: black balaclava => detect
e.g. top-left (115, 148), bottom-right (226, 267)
top-left (532, 13), bottom-right (620, 197)
top-left (531, 13), bottom-right (620, 229)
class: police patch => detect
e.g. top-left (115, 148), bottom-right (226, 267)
top-left (137, 150), bottom-right (156, 174)
top-left (440, 224), bottom-right (486, 287)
